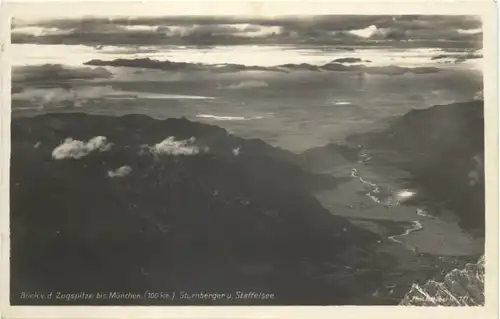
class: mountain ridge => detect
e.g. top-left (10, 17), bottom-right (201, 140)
top-left (83, 57), bottom-right (442, 75)
top-left (10, 99), bottom-right (485, 305)
top-left (10, 112), bottom-right (386, 305)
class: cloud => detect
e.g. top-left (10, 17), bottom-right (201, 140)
top-left (11, 26), bottom-right (73, 36)
top-left (154, 23), bottom-right (282, 38)
top-left (473, 91), bottom-right (483, 100)
top-left (349, 25), bottom-right (378, 38)
top-left (468, 170), bottom-right (480, 186)
top-left (320, 63), bottom-right (441, 75)
top-left (196, 114), bottom-right (264, 121)
top-left (122, 25), bottom-right (159, 32)
top-left (229, 24), bottom-right (282, 37)
top-left (457, 28), bottom-right (482, 35)
top-left (468, 153), bottom-right (484, 186)
top-left (222, 80), bottom-right (269, 90)
top-left (12, 86), bottom-right (115, 108)
top-left (11, 15), bottom-right (482, 48)
top-left (141, 136), bottom-right (208, 156)
top-left (52, 136), bottom-right (112, 159)
top-left (107, 165), bottom-right (132, 178)
top-left (13, 64), bottom-right (112, 83)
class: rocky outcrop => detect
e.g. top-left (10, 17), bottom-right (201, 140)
top-left (400, 256), bottom-right (485, 306)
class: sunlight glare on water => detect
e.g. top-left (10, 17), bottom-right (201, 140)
top-left (395, 189), bottom-right (416, 202)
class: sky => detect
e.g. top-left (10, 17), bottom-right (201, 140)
top-left (11, 15), bottom-right (483, 48)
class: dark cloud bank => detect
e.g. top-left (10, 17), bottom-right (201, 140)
top-left (11, 64), bottom-right (113, 94)
top-left (12, 15), bottom-right (482, 48)
top-left (13, 64), bottom-right (112, 83)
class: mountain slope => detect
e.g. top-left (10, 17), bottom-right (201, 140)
top-left (347, 100), bottom-right (485, 235)
top-left (10, 113), bottom-right (383, 305)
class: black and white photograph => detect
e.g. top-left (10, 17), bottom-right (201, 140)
top-left (2, 1), bottom-right (497, 313)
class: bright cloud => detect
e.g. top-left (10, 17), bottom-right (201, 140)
top-left (457, 28), bottom-right (482, 35)
top-left (52, 136), bottom-right (112, 160)
top-left (158, 24), bottom-right (282, 38)
top-left (107, 165), bottom-right (132, 178)
top-left (12, 86), bottom-right (115, 108)
top-left (473, 91), bottom-right (483, 100)
top-left (11, 26), bottom-right (73, 36)
top-left (122, 25), bottom-right (159, 32)
top-left (350, 25), bottom-right (378, 38)
top-left (223, 80), bottom-right (269, 90)
top-left (230, 24), bottom-right (283, 37)
top-left (196, 114), bottom-right (264, 121)
top-left (141, 136), bottom-right (207, 156)
top-left (161, 25), bottom-right (197, 37)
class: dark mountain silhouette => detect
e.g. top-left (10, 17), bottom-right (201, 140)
top-left (320, 63), bottom-right (440, 75)
top-left (431, 52), bottom-right (482, 63)
top-left (11, 113), bottom-right (389, 306)
top-left (83, 57), bottom-right (442, 75)
top-left (331, 57), bottom-right (371, 63)
top-left (84, 58), bottom-right (274, 73)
